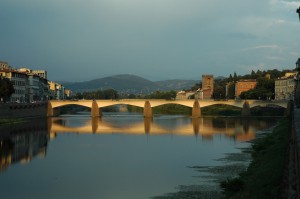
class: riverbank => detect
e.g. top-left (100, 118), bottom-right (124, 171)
top-left (221, 118), bottom-right (289, 198)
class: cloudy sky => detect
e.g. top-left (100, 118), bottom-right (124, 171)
top-left (0, 0), bottom-right (300, 82)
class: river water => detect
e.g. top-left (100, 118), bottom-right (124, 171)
top-left (0, 112), bottom-right (279, 199)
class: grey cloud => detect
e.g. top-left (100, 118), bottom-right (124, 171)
top-left (0, 0), bottom-right (299, 81)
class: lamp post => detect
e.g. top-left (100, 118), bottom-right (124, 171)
top-left (296, 58), bottom-right (300, 107)
top-left (295, 7), bottom-right (300, 107)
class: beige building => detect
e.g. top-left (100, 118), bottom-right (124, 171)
top-left (194, 88), bottom-right (212, 100)
top-left (0, 61), bottom-right (8, 70)
top-left (48, 81), bottom-right (65, 100)
top-left (64, 89), bottom-right (72, 98)
top-left (176, 91), bottom-right (195, 100)
top-left (32, 70), bottom-right (47, 79)
top-left (18, 68), bottom-right (47, 79)
top-left (275, 73), bottom-right (296, 100)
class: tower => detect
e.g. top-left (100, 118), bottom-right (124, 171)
top-left (202, 75), bottom-right (214, 96)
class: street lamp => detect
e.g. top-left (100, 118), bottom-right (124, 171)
top-left (295, 58), bottom-right (300, 107)
top-left (296, 58), bottom-right (300, 71)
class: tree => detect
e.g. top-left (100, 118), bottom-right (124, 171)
top-left (0, 77), bottom-right (14, 102)
top-left (228, 74), bottom-right (233, 82)
top-left (251, 70), bottom-right (256, 78)
top-left (256, 70), bottom-right (263, 77)
top-left (227, 83), bottom-right (235, 99)
top-left (233, 72), bottom-right (238, 82)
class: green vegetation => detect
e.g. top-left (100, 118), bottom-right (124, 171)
top-left (0, 118), bottom-right (24, 125)
top-left (251, 106), bottom-right (285, 116)
top-left (0, 77), bottom-right (14, 102)
top-left (73, 89), bottom-right (119, 100)
top-left (201, 104), bottom-right (241, 116)
top-left (153, 104), bottom-right (191, 115)
top-left (145, 90), bottom-right (177, 100)
top-left (221, 118), bottom-right (289, 198)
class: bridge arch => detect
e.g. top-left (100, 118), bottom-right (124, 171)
top-left (48, 99), bottom-right (288, 118)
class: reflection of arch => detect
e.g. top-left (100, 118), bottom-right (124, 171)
top-left (192, 118), bottom-right (200, 135)
top-left (144, 118), bottom-right (152, 134)
top-left (48, 116), bottom-right (278, 142)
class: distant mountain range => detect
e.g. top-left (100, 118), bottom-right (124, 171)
top-left (61, 74), bottom-right (199, 94)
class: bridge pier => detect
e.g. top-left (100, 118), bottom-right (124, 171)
top-left (144, 101), bottom-right (152, 118)
top-left (91, 100), bottom-right (101, 117)
top-left (47, 102), bottom-right (60, 117)
top-left (241, 101), bottom-right (251, 116)
top-left (192, 100), bottom-right (201, 118)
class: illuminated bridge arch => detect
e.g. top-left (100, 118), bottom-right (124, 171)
top-left (48, 99), bottom-right (288, 118)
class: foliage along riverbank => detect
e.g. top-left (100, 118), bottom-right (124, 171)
top-left (220, 118), bottom-right (289, 198)
top-left (60, 103), bottom-right (285, 117)
top-left (0, 118), bottom-right (25, 126)
top-left (127, 104), bottom-right (285, 117)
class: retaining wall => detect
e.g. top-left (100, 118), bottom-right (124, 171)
top-left (0, 102), bottom-right (47, 119)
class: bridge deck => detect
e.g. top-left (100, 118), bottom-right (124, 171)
top-left (49, 99), bottom-right (288, 109)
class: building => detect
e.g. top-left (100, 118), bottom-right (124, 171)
top-left (32, 70), bottom-right (47, 79)
top-left (275, 73), bottom-right (296, 100)
top-left (1, 64), bottom-right (68, 101)
top-left (18, 68), bottom-right (49, 102)
top-left (202, 75), bottom-right (214, 96)
top-left (195, 88), bottom-right (212, 100)
top-left (235, 79), bottom-right (257, 98)
top-left (18, 68), bottom-right (47, 79)
top-left (0, 69), bottom-right (28, 102)
top-left (48, 81), bottom-right (65, 100)
top-left (0, 61), bottom-right (8, 70)
top-left (64, 89), bottom-right (72, 98)
top-left (175, 91), bottom-right (195, 100)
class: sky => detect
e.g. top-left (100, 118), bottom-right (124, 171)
top-left (0, 0), bottom-right (300, 82)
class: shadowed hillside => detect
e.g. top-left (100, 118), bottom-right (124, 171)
top-left (62, 74), bottom-right (198, 94)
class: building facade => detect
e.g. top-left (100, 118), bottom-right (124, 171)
top-left (0, 61), bottom-right (8, 70)
top-left (48, 81), bottom-right (65, 100)
top-left (1, 64), bottom-right (68, 102)
top-left (175, 91), bottom-right (195, 100)
top-left (0, 69), bottom-right (28, 102)
top-left (32, 70), bottom-right (47, 79)
top-left (235, 79), bottom-right (257, 98)
top-left (275, 73), bottom-right (296, 100)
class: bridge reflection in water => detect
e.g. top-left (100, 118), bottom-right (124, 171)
top-left (48, 116), bottom-right (276, 142)
top-left (0, 116), bottom-right (278, 173)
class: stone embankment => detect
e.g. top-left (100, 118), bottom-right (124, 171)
top-left (284, 107), bottom-right (300, 198)
top-left (294, 108), bottom-right (300, 198)
top-left (0, 102), bottom-right (47, 119)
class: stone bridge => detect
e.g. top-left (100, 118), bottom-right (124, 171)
top-left (47, 99), bottom-right (288, 118)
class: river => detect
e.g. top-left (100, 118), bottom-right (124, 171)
top-left (0, 112), bottom-right (280, 199)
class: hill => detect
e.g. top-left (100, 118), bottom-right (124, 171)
top-left (62, 74), bottom-right (198, 94)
